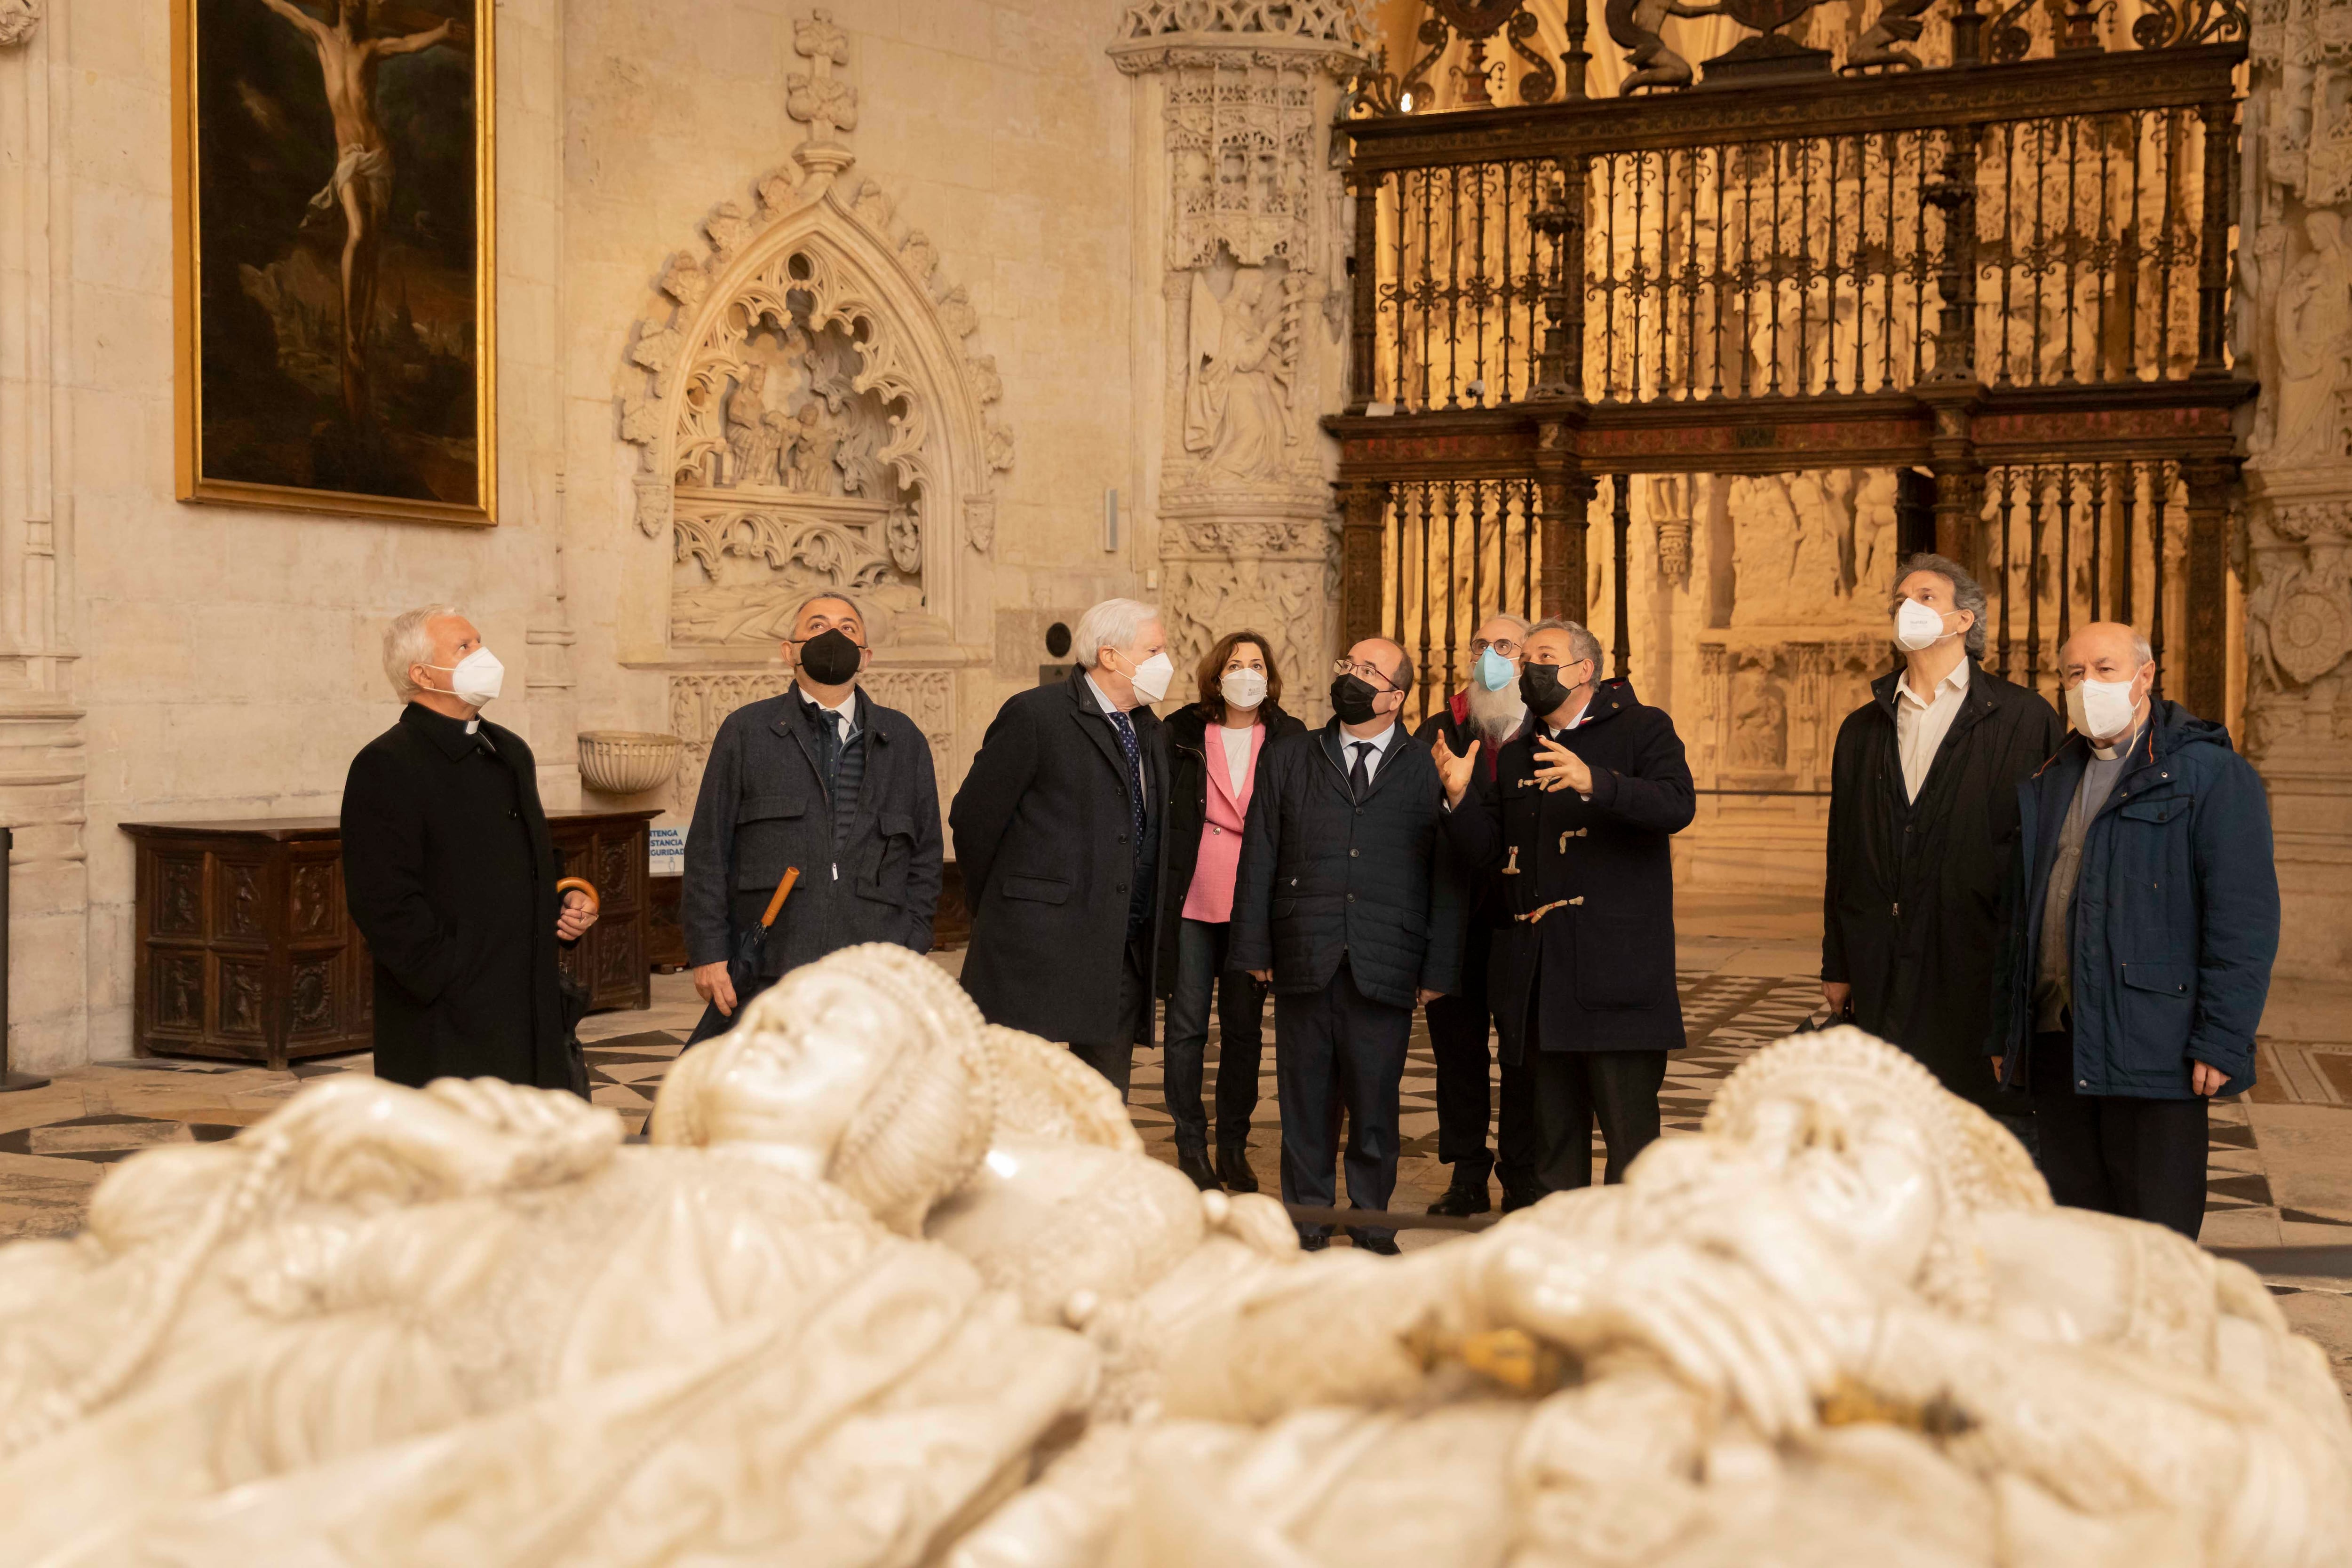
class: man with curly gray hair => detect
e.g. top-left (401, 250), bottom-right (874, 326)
top-left (1821, 553), bottom-right (2060, 1133)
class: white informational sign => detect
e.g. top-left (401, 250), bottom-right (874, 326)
top-left (648, 826), bottom-right (687, 878)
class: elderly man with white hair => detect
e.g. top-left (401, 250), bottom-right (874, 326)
top-left (1989, 621), bottom-right (2280, 1240)
top-left (341, 605), bottom-right (596, 1091)
top-left (952, 597), bottom-right (1175, 1094)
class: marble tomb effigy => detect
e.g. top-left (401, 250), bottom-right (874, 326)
top-left (0, 944), bottom-right (2344, 1566)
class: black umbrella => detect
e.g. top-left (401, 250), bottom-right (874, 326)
top-left (686, 865), bottom-right (800, 1045)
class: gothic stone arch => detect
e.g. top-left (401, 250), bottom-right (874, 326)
top-left (617, 158), bottom-right (1011, 811)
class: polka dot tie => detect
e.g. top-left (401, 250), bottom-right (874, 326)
top-left (1108, 709), bottom-right (1144, 853)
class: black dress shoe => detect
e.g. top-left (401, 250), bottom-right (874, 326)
top-left (1297, 1232), bottom-right (1330, 1251)
top-left (1175, 1147), bottom-right (1221, 1191)
top-left (1215, 1142), bottom-right (1259, 1193)
top-left (1501, 1185), bottom-right (1545, 1213)
top-left (1352, 1233), bottom-right (1402, 1255)
top-left (1427, 1181), bottom-right (1492, 1218)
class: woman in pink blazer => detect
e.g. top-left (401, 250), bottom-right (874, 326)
top-left (1154, 631), bottom-right (1305, 1190)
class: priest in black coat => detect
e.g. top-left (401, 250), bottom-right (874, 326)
top-left (1438, 619), bottom-right (1694, 1195)
top-left (342, 606), bottom-right (596, 1091)
top-left (1822, 554), bottom-right (2063, 1120)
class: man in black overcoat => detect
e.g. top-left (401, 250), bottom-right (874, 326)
top-left (1822, 553), bottom-right (2062, 1126)
top-left (951, 598), bottom-right (1175, 1095)
top-left (342, 605), bottom-right (597, 1091)
top-left (1232, 635), bottom-right (1464, 1252)
top-left (681, 593), bottom-right (944, 1042)
top-left (1438, 619), bottom-right (1693, 1195)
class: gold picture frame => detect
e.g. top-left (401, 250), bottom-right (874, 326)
top-left (172, 0), bottom-right (496, 526)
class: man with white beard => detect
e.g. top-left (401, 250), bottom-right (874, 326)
top-left (1414, 612), bottom-right (1541, 1215)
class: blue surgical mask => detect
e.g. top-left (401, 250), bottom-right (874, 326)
top-left (1475, 647), bottom-right (1516, 692)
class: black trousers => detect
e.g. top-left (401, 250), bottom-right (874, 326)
top-left (1528, 1048), bottom-right (1667, 1193)
top-left (1425, 926), bottom-right (1538, 1192)
top-left (1164, 918), bottom-right (1269, 1156)
top-left (1069, 933), bottom-right (1151, 1100)
top-left (1275, 960), bottom-right (1411, 1244)
top-left (2030, 1027), bottom-right (2208, 1240)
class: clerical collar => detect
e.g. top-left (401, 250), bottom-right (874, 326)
top-left (2090, 720), bottom-right (2145, 763)
top-left (403, 701), bottom-right (493, 760)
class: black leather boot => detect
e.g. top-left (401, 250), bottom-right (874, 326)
top-left (1216, 1140), bottom-right (1258, 1193)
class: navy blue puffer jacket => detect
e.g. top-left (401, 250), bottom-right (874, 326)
top-left (1988, 699), bottom-right (2279, 1099)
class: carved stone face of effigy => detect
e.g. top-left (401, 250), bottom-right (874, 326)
top-left (1736, 1083), bottom-right (1944, 1288)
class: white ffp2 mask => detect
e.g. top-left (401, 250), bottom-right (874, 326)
top-left (1220, 669), bottom-right (1267, 710)
top-left (1128, 650), bottom-right (1175, 705)
top-left (1894, 598), bottom-right (1954, 652)
top-left (2066, 677), bottom-right (2137, 743)
top-left (428, 646), bottom-right (505, 708)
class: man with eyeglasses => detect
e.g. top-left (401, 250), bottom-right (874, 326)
top-left (1232, 636), bottom-right (1464, 1252)
top-left (681, 593), bottom-right (943, 1042)
top-left (1414, 613), bottom-right (1542, 1217)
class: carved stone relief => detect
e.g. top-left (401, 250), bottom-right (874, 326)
top-left (2247, 0), bottom-right (2352, 470)
top-left (0, 0), bottom-right (37, 48)
top-left (1695, 634), bottom-right (1886, 793)
top-left (1111, 5), bottom-right (1370, 714)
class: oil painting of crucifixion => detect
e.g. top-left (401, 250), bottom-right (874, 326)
top-left (172, 0), bottom-right (493, 524)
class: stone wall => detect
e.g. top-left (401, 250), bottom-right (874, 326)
top-left (0, 0), bottom-right (1153, 1069)
top-left (557, 0), bottom-right (1148, 821)
top-left (0, 0), bottom-right (569, 1070)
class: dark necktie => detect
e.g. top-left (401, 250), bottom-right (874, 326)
top-left (1349, 739), bottom-right (1373, 799)
top-left (1108, 709), bottom-right (1145, 854)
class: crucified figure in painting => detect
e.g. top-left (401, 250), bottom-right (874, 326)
top-left (253, 0), bottom-right (467, 431)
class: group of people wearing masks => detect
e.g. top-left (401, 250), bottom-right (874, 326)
top-left (344, 550), bottom-right (2276, 1251)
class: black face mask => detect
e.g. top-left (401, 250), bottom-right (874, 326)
top-left (797, 627), bottom-right (863, 686)
top-left (1329, 673), bottom-right (1383, 726)
top-left (1519, 662), bottom-right (1570, 717)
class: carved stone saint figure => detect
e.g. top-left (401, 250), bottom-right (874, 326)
top-left (2268, 210), bottom-right (2352, 466)
top-left (724, 362), bottom-right (785, 486)
top-left (1184, 268), bottom-right (1296, 483)
top-left (1729, 666), bottom-right (1791, 770)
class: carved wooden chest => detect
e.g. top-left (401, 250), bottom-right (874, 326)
top-left (121, 811), bottom-right (656, 1069)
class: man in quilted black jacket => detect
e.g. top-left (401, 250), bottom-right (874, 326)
top-left (1231, 636), bottom-right (1464, 1252)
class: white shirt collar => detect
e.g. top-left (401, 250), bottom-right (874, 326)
top-left (797, 683), bottom-right (859, 737)
top-left (1341, 720), bottom-right (1397, 751)
top-left (1084, 673), bottom-right (1128, 719)
top-left (1896, 660), bottom-right (1970, 709)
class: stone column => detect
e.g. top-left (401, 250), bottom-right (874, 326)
top-left (1108, 9), bottom-right (1371, 713)
top-left (0, 0), bottom-right (88, 1072)
top-left (2241, 0), bottom-right (2352, 981)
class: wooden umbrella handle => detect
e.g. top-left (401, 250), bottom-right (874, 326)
top-left (760, 866), bottom-right (802, 928)
top-left (555, 876), bottom-right (600, 914)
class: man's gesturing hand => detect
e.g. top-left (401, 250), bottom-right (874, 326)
top-left (1533, 736), bottom-right (1592, 795)
top-left (1432, 733), bottom-right (1481, 806)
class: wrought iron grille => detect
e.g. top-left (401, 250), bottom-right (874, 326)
top-left (1332, 0), bottom-right (2250, 721)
